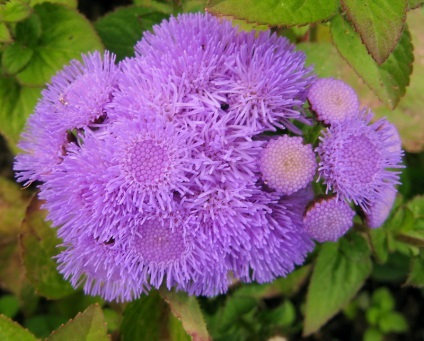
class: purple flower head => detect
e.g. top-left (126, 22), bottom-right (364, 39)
top-left (57, 234), bottom-right (145, 303)
top-left (223, 30), bottom-right (315, 133)
top-left (304, 196), bottom-right (355, 242)
top-left (260, 135), bottom-right (316, 195)
top-left (14, 51), bottom-right (118, 184)
top-left (127, 207), bottom-right (229, 296)
top-left (307, 78), bottom-right (359, 125)
top-left (366, 185), bottom-right (397, 228)
top-left (316, 110), bottom-right (403, 211)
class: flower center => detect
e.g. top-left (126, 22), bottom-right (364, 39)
top-left (126, 140), bottom-right (170, 186)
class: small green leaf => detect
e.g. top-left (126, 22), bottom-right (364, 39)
top-left (303, 233), bottom-right (372, 336)
top-left (30, 0), bottom-right (78, 8)
top-left (405, 250), bottom-right (424, 287)
top-left (20, 197), bottom-right (75, 299)
top-left (341, 0), bottom-right (407, 64)
top-left (364, 327), bottom-right (384, 341)
top-left (406, 195), bottom-right (424, 218)
top-left (206, 0), bottom-right (339, 27)
top-left (0, 315), bottom-right (38, 341)
top-left (0, 0), bottom-right (32, 23)
top-left (160, 289), bottom-right (211, 341)
top-left (2, 43), bottom-right (34, 74)
top-left (371, 287), bottom-right (395, 312)
top-left (0, 76), bottom-right (41, 152)
top-left (47, 304), bottom-right (109, 341)
top-left (0, 295), bottom-right (20, 318)
top-left (16, 3), bottom-right (103, 87)
top-left (121, 291), bottom-right (187, 341)
top-left (94, 6), bottom-right (168, 61)
top-left (378, 311), bottom-right (408, 333)
top-left (0, 22), bottom-right (12, 43)
top-left (368, 228), bottom-right (389, 264)
top-left (15, 12), bottom-right (42, 46)
top-left (331, 14), bottom-right (413, 109)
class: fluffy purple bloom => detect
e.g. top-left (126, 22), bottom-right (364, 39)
top-left (259, 135), bottom-right (316, 195)
top-left (307, 78), bottom-right (359, 125)
top-left (316, 110), bottom-right (403, 211)
top-left (365, 186), bottom-right (397, 228)
top-left (304, 196), bottom-right (355, 242)
top-left (14, 51), bottom-right (118, 184)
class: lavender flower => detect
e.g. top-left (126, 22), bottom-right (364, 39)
top-left (304, 196), bottom-right (355, 242)
top-left (259, 135), bottom-right (316, 195)
top-left (307, 78), bottom-right (359, 125)
top-left (366, 186), bottom-right (397, 228)
top-left (316, 110), bottom-right (403, 212)
top-left (14, 51), bottom-right (118, 184)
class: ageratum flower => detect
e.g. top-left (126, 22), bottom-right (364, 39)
top-left (14, 51), bottom-right (118, 184)
top-left (365, 186), bottom-right (397, 228)
top-left (259, 135), bottom-right (316, 195)
top-left (307, 78), bottom-right (359, 125)
top-left (304, 196), bottom-right (355, 242)
top-left (316, 110), bottom-right (403, 211)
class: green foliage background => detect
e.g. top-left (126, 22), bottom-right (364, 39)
top-left (0, 0), bottom-right (423, 340)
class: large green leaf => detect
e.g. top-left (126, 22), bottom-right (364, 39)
top-left (0, 76), bottom-right (41, 152)
top-left (121, 291), bottom-right (190, 341)
top-left (0, 315), bottom-right (38, 341)
top-left (206, 0), bottom-right (339, 27)
top-left (15, 3), bottom-right (103, 86)
top-left (94, 6), bottom-right (168, 61)
top-left (341, 0), bottom-right (407, 64)
top-left (303, 233), bottom-right (372, 336)
top-left (0, 0), bottom-right (32, 23)
top-left (160, 289), bottom-right (211, 341)
top-left (19, 197), bottom-right (75, 299)
top-left (0, 22), bottom-right (12, 43)
top-left (47, 304), bottom-right (109, 341)
top-left (2, 43), bottom-right (34, 75)
top-left (331, 14), bottom-right (413, 109)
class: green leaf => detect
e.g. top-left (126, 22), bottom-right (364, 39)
top-left (0, 315), bottom-right (38, 341)
top-left (0, 295), bottom-right (20, 319)
top-left (364, 327), bottom-right (384, 341)
top-left (20, 197), bottom-right (75, 299)
top-left (15, 12), bottom-right (42, 46)
top-left (371, 287), bottom-right (394, 312)
top-left (160, 289), bottom-right (211, 341)
top-left (0, 0), bottom-right (32, 23)
top-left (341, 0), bottom-right (407, 64)
top-left (94, 6), bottom-right (168, 61)
top-left (373, 9), bottom-right (424, 152)
top-left (0, 22), bottom-right (12, 43)
top-left (29, 0), bottom-right (78, 8)
top-left (0, 76), bottom-right (41, 152)
top-left (121, 291), bottom-right (189, 341)
top-left (406, 195), bottom-right (424, 218)
top-left (2, 43), bottom-right (34, 74)
top-left (206, 0), bottom-right (339, 27)
top-left (133, 0), bottom-right (174, 14)
top-left (378, 311), bottom-right (409, 333)
top-left (331, 14), bottom-right (413, 109)
top-left (47, 304), bottom-right (109, 341)
top-left (405, 250), bottom-right (424, 287)
top-left (368, 227), bottom-right (389, 264)
top-left (15, 3), bottom-right (103, 86)
top-left (303, 233), bottom-right (372, 336)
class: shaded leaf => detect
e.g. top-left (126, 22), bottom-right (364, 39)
top-left (378, 311), bottom-right (409, 333)
top-left (206, 0), bottom-right (339, 27)
top-left (20, 197), bottom-right (75, 299)
top-left (160, 289), bottom-right (211, 341)
top-left (0, 22), bottom-right (12, 43)
top-left (47, 304), bottom-right (109, 341)
top-left (331, 14), bottom-right (413, 109)
top-left (0, 295), bottom-right (20, 319)
top-left (94, 6), bottom-right (168, 61)
top-left (16, 3), bottom-right (103, 87)
top-left (405, 250), bottom-right (424, 287)
top-left (29, 0), bottom-right (78, 8)
top-left (133, 0), bottom-right (174, 14)
top-left (303, 233), bottom-right (372, 336)
top-left (2, 43), bottom-right (34, 74)
top-left (341, 0), bottom-right (407, 64)
top-left (0, 0), bottom-right (32, 23)
top-left (0, 315), bottom-right (37, 341)
top-left (15, 12), bottom-right (42, 46)
top-left (121, 291), bottom-right (189, 341)
top-left (408, 0), bottom-right (424, 9)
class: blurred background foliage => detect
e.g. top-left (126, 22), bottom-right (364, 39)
top-left (0, 0), bottom-right (423, 340)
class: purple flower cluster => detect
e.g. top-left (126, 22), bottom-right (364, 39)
top-left (14, 14), bottom-right (403, 302)
top-left (15, 13), bottom-right (317, 302)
